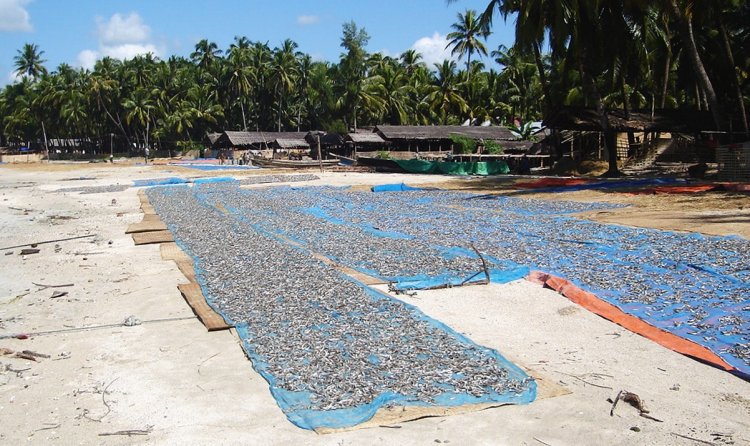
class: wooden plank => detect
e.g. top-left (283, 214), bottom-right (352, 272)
top-left (141, 203), bottom-right (156, 215)
top-left (177, 283), bottom-right (231, 331)
top-left (132, 230), bottom-right (174, 245)
top-left (126, 219), bottom-right (168, 234)
top-left (174, 259), bottom-right (197, 282)
top-left (160, 242), bottom-right (189, 261)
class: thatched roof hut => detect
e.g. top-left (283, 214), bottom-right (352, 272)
top-left (214, 131), bottom-right (310, 149)
top-left (543, 107), bottom-right (717, 133)
top-left (271, 138), bottom-right (310, 150)
top-left (373, 125), bottom-right (519, 151)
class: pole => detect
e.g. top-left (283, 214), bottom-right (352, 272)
top-left (41, 121), bottom-right (49, 163)
top-left (110, 133), bottom-right (114, 163)
top-left (317, 133), bottom-right (323, 173)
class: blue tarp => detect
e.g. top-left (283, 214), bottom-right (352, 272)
top-left (236, 185), bottom-right (749, 377)
top-left (145, 184), bottom-right (538, 431)
top-left (371, 183), bottom-right (424, 192)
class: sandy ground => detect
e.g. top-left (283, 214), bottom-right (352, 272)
top-left (0, 162), bottom-right (748, 445)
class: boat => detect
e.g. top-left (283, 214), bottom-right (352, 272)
top-left (252, 158), bottom-right (341, 169)
top-left (355, 156), bottom-right (405, 172)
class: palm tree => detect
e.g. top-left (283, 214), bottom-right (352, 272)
top-left (123, 88), bottom-right (155, 150)
top-left (400, 49), bottom-right (425, 76)
top-left (270, 39), bottom-right (300, 131)
top-left (14, 43), bottom-right (47, 80)
top-left (225, 39), bottom-right (253, 130)
top-left (446, 10), bottom-right (490, 80)
top-left (425, 60), bottom-right (468, 124)
top-left (191, 39), bottom-right (222, 71)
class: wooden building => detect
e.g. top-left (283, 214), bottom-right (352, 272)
top-left (372, 125), bottom-right (522, 152)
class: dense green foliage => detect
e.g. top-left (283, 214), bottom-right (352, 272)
top-left (449, 134), bottom-right (477, 154)
top-left (1, 1), bottom-right (748, 156)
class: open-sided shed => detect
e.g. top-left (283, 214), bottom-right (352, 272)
top-left (373, 125), bottom-right (520, 152)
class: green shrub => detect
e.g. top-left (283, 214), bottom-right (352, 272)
top-left (484, 140), bottom-right (504, 154)
top-left (449, 134), bottom-right (477, 154)
top-left (376, 150), bottom-right (391, 159)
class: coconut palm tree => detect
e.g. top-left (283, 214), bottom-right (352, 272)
top-left (270, 39), bottom-right (300, 131)
top-left (425, 60), bottom-right (468, 124)
top-left (191, 39), bottom-right (222, 71)
top-left (14, 43), bottom-right (47, 80)
top-left (225, 39), bottom-right (253, 130)
top-left (446, 9), bottom-right (490, 81)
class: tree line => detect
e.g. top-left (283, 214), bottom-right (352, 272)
top-left (1, 1), bottom-right (748, 165)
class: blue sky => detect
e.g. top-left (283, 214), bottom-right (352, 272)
top-left (0, 0), bottom-right (516, 85)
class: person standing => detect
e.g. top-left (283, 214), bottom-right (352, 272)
top-left (144, 146), bottom-right (150, 164)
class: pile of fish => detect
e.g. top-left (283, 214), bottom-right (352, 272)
top-left (146, 184), bottom-right (535, 419)
top-left (199, 185), bottom-right (749, 371)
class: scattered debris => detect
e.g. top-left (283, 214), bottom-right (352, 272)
top-left (0, 234), bottom-right (96, 251)
top-left (671, 432), bottom-right (717, 445)
top-left (609, 390), bottom-right (663, 422)
top-left (13, 352), bottom-right (38, 362)
top-left (50, 291), bottom-right (68, 299)
top-left (81, 378), bottom-right (119, 422)
top-left (19, 248), bottom-right (40, 255)
top-left (557, 371), bottom-right (612, 390)
top-left (98, 425), bottom-right (153, 437)
top-left (123, 316), bottom-right (141, 327)
top-left (21, 350), bottom-right (49, 359)
top-left (33, 282), bottom-right (74, 291)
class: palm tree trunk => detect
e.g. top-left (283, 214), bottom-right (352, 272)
top-left (668, 0), bottom-right (721, 129)
top-left (579, 50), bottom-right (619, 177)
top-left (718, 17), bottom-right (749, 137)
top-left (660, 49), bottom-right (671, 108)
top-left (532, 42), bottom-right (552, 113)
top-left (241, 101), bottom-right (247, 131)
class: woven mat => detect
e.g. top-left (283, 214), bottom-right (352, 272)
top-left (177, 283), bottom-right (231, 331)
top-left (132, 230), bottom-right (174, 245)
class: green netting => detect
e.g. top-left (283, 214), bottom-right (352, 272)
top-left (394, 159), bottom-right (510, 176)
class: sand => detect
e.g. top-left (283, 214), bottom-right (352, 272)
top-left (0, 163), bottom-right (748, 445)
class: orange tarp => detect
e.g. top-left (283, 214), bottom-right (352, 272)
top-left (527, 271), bottom-right (737, 373)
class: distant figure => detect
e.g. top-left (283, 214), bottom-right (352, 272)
top-left (688, 162), bottom-right (708, 179)
top-left (219, 150), bottom-right (226, 165)
top-left (144, 147), bottom-right (149, 164)
top-left (519, 154), bottom-right (531, 175)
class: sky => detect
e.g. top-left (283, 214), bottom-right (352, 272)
top-left (0, 0), bottom-right (517, 85)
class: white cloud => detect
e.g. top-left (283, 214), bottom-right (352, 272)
top-left (103, 43), bottom-right (159, 60)
top-left (297, 15), bottom-right (320, 25)
top-left (97, 12), bottom-right (150, 45)
top-left (76, 12), bottom-right (160, 69)
top-left (0, 0), bottom-right (32, 32)
top-left (7, 70), bottom-right (23, 83)
top-left (411, 32), bottom-right (456, 68)
top-left (76, 49), bottom-right (99, 70)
